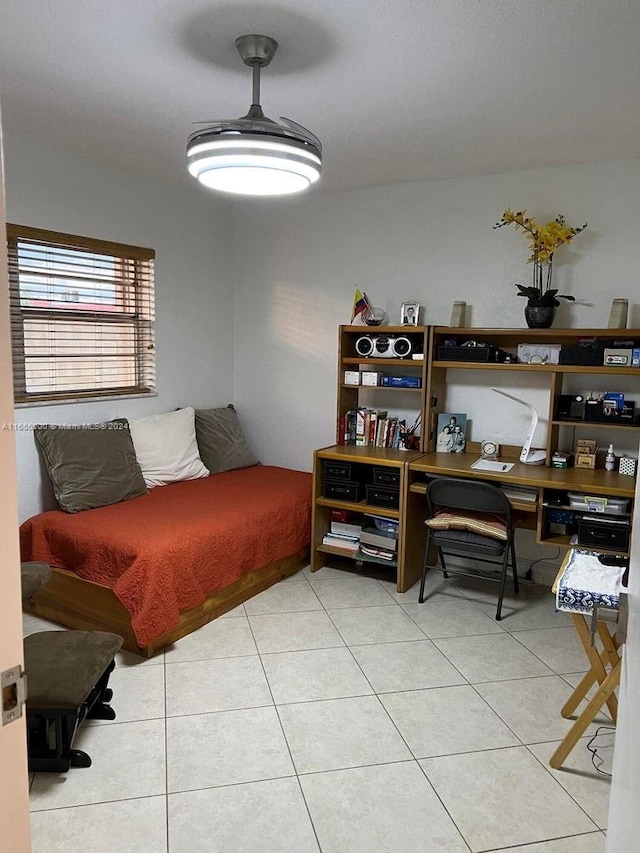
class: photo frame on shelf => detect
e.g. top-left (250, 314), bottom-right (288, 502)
top-left (436, 412), bottom-right (467, 453)
top-left (401, 301), bottom-right (420, 325)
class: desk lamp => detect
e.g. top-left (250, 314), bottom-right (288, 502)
top-left (492, 388), bottom-right (547, 465)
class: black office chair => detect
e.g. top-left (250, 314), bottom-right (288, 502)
top-left (418, 477), bottom-right (519, 620)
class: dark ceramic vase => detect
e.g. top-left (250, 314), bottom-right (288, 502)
top-left (524, 304), bottom-right (555, 329)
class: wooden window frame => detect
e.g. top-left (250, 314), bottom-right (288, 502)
top-left (7, 224), bottom-right (155, 404)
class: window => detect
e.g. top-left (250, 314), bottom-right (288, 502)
top-left (7, 225), bottom-right (155, 404)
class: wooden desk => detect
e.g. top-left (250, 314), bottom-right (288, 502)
top-left (402, 452), bottom-right (635, 590)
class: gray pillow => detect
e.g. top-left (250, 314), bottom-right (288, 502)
top-left (34, 421), bottom-right (147, 513)
top-left (194, 405), bottom-right (259, 474)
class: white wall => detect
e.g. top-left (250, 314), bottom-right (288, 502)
top-left (4, 137), bottom-right (234, 521)
top-left (231, 159), bottom-right (640, 472)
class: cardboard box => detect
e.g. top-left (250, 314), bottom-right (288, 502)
top-left (344, 370), bottom-right (360, 385)
top-left (361, 371), bottom-right (381, 386)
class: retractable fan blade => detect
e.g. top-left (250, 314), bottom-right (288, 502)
top-left (279, 116), bottom-right (322, 150)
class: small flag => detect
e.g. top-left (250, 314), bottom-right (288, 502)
top-left (351, 288), bottom-right (372, 324)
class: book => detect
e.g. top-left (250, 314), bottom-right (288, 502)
top-left (360, 527), bottom-right (397, 551)
top-left (331, 521), bottom-right (363, 537)
top-left (359, 544), bottom-right (396, 561)
top-left (323, 534), bottom-right (359, 551)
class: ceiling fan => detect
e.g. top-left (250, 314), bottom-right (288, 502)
top-left (187, 34), bottom-right (322, 196)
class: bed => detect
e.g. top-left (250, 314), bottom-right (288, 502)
top-left (21, 465), bottom-right (311, 657)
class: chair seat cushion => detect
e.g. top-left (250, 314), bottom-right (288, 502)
top-left (20, 562), bottom-right (52, 602)
top-left (25, 631), bottom-right (123, 709)
top-left (425, 510), bottom-right (508, 541)
top-left (429, 528), bottom-right (506, 556)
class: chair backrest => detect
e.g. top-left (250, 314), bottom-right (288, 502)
top-left (426, 477), bottom-right (511, 521)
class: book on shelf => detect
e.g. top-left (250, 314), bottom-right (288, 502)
top-left (359, 527), bottom-right (398, 551)
top-left (359, 544), bottom-right (396, 561)
top-left (322, 534), bottom-right (359, 551)
top-left (331, 520), bottom-right (363, 537)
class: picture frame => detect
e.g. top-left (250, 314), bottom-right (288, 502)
top-left (400, 300), bottom-right (420, 326)
top-left (436, 412), bottom-right (467, 453)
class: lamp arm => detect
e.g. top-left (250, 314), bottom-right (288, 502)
top-left (491, 388), bottom-right (546, 464)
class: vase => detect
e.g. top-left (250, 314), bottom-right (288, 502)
top-left (525, 304), bottom-right (555, 329)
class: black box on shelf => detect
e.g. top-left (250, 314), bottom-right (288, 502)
top-left (558, 343), bottom-right (604, 365)
top-left (556, 395), bottom-right (586, 421)
top-left (437, 346), bottom-right (496, 363)
top-left (372, 467), bottom-right (401, 489)
top-left (323, 480), bottom-right (361, 502)
top-left (577, 514), bottom-right (630, 552)
top-left (322, 460), bottom-right (353, 481)
top-left (366, 484), bottom-right (400, 509)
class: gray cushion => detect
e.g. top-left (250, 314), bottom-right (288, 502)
top-left (25, 631), bottom-right (123, 709)
top-left (34, 421), bottom-right (147, 513)
top-left (194, 405), bottom-right (259, 474)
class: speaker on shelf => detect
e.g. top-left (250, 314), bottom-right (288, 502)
top-left (354, 335), bottom-right (413, 358)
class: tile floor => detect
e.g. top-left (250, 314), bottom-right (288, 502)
top-left (24, 566), bottom-right (613, 853)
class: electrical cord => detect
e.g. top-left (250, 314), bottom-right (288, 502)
top-left (586, 725), bottom-right (616, 777)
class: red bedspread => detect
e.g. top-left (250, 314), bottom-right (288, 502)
top-left (20, 466), bottom-right (312, 647)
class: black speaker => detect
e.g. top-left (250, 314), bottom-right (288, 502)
top-left (354, 335), bottom-right (374, 357)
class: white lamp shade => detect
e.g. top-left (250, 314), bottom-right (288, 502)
top-left (187, 135), bottom-right (322, 196)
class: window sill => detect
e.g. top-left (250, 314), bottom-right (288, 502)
top-left (14, 391), bottom-right (158, 409)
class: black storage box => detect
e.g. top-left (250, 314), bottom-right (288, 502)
top-left (366, 484), bottom-right (400, 509)
top-left (437, 346), bottom-right (497, 363)
top-left (559, 343), bottom-right (604, 366)
top-left (323, 479), bottom-right (361, 502)
top-left (584, 399), bottom-right (636, 424)
top-left (577, 513), bottom-right (630, 552)
top-left (372, 467), bottom-right (401, 489)
top-left (322, 460), bottom-right (354, 481)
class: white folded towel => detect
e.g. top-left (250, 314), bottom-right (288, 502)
top-left (556, 549), bottom-right (626, 615)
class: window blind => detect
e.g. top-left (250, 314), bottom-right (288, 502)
top-left (7, 224), bottom-right (155, 403)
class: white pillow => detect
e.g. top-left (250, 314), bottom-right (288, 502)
top-left (128, 407), bottom-right (209, 488)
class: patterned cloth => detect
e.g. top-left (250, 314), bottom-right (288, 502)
top-left (556, 549), bottom-right (626, 615)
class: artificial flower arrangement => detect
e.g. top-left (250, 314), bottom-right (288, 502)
top-left (494, 209), bottom-right (587, 306)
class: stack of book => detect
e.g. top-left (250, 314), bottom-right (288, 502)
top-left (358, 525), bottom-right (397, 562)
top-left (322, 519), bottom-right (362, 554)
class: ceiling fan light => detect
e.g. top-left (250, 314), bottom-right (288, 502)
top-left (187, 34), bottom-right (322, 197)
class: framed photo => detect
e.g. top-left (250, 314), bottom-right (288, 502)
top-left (436, 412), bottom-right (467, 453)
top-left (401, 300), bottom-right (420, 326)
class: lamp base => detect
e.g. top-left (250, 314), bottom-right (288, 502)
top-left (521, 449), bottom-right (547, 465)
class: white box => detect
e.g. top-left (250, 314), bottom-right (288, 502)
top-left (361, 371), bottom-right (381, 386)
top-left (517, 344), bottom-right (561, 364)
top-left (344, 370), bottom-right (360, 385)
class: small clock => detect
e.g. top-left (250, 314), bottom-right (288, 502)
top-left (480, 439), bottom-right (500, 460)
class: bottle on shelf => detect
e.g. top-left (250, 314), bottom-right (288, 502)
top-left (605, 444), bottom-right (616, 471)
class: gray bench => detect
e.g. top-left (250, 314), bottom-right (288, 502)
top-left (21, 562), bottom-right (123, 772)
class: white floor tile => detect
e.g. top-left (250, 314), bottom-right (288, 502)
top-left (380, 572), bottom-right (464, 604)
top-left (311, 576), bottom-right (394, 609)
top-left (243, 581), bottom-right (322, 614)
top-left (262, 646), bottom-right (373, 704)
top-left (327, 605), bottom-right (426, 646)
top-left (166, 706), bottom-right (294, 792)
top-left (22, 613), bottom-right (67, 636)
top-left (278, 695), bottom-right (411, 773)
top-left (528, 740), bottom-right (612, 829)
top-left (433, 632), bottom-right (554, 683)
top-left (300, 761), bottom-right (468, 853)
top-left (84, 663), bottom-right (165, 726)
top-left (380, 685), bottom-right (519, 757)
top-left (248, 610), bottom-right (345, 654)
top-left (475, 594), bottom-right (572, 631)
top-left (421, 746), bottom-right (597, 851)
top-left (30, 795), bottom-right (167, 853)
top-left (402, 599), bottom-right (505, 638)
top-left (494, 833), bottom-right (605, 852)
top-left (475, 676), bottom-right (611, 744)
top-left (30, 719), bottom-right (166, 811)
top-left (512, 627), bottom-right (592, 674)
top-left (350, 639), bottom-right (465, 693)
top-left (165, 655), bottom-right (272, 716)
top-left (168, 777), bottom-right (319, 853)
top-left (163, 616), bottom-right (257, 662)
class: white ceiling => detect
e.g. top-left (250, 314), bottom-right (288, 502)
top-left (1, 0), bottom-right (639, 194)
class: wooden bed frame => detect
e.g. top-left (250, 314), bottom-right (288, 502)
top-left (23, 548), bottom-right (309, 657)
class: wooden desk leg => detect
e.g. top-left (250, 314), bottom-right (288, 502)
top-left (550, 659), bottom-right (621, 770)
top-left (560, 615), bottom-right (618, 722)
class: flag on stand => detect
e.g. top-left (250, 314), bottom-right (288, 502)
top-left (351, 288), bottom-right (372, 324)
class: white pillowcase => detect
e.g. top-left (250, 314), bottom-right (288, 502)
top-left (128, 407), bottom-right (209, 488)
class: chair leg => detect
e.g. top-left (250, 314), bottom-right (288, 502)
top-left (436, 547), bottom-right (449, 578)
top-left (495, 549), bottom-right (510, 621)
top-left (510, 537), bottom-right (519, 594)
top-left (418, 531), bottom-right (432, 603)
